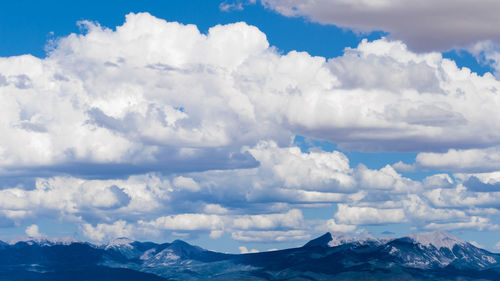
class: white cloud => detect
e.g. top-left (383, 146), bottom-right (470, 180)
top-left (1, 13), bottom-right (500, 245)
top-left (259, 0), bottom-right (500, 51)
top-left (141, 213), bottom-right (225, 231)
top-left (231, 209), bottom-right (303, 230)
top-left (238, 246), bottom-right (259, 254)
top-left (231, 230), bottom-right (309, 242)
top-left (334, 204), bottom-right (406, 225)
top-left (416, 147), bottom-right (500, 172)
top-left (81, 220), bottom-right (133, 241)
top-left (2, 13), bottom-right (500, 180)
top-left (173, 176), bottom-right (201, 192)
top-left (424, 216), bottom-right (499, 231)
top-left (392, 161), bottom-right (415, 172)
top-left (324, 219), bottom-right (356, 233)
top-left (356, 164), bottom-right (420, 192)
top-left (425, 185), bottom-right (500, 208)
top-left (246, 141), bottom-right (355, 192)
top-left (204, 204), bottom-right (229, 214)
top-left (2, 141), bottom-right (498, 240)
top-left (25, 224), bottom-right (43, 238)
top-left (422, 174), bottom-right (454, 189)
top-left (0, 174), bottom-right (171, 223)
top-left (402, 194), bottom-right (467, 223)
top-left (209, 230), bottom-right (224, 239)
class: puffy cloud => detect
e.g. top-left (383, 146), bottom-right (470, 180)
top-left (422, 174), bottom-right (454, 189)
top-left (3, 140), bottom-right (498, 242)
top-left (425, 185), bottom-right (500, 209)
top-left (457, 171), bottom-right (500, 184)
top-left (258, 0), bottom-right (500, 51)
top-left (81, 220), bottom-right (133, 241)
top-left (355, 164), bottom-right (420, 192)
top-left (141, 214), bottom-right (225, 231)
top-left (0, 174), bottom-right (171, 223)
top-left (402, 194), bottom-right (467, 224)
top-left (25, 224), bottom-right (44, 238)
top-left (0, 13), bottom-right (279, 178)
top-left (324, 219), bottom-right (356, 233)
top-left (334, 204), bottom-right (406, 225)
top-left (246, 141), bottom-right (355, 192)
top-left (238, 246), bottom-right (259, 254)
top-left (203, 204), bottom-right (229, 214)
top-left (231, 209), bottom-right (303, 230)
top-left (1, 13), bottom-right (500, 245)
top-left (244, 37), bottom-right (500, 152)
top-left (424, 216), bottom-right (499, 231)
top-left (231, 230), bottom-right (309, 242)
top-left (392, 161), bottom-right (416, 172)
top-left (173, 176), bottom-right (201, 192)
top-left (416, 147), bottom-right (500, 172)
top-left (2, 13), bottom-right (500, 181)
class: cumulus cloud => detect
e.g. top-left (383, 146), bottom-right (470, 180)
top-left (238, 246), bottom-right (259, 254)
top-left (203, 204), bottom-right (229, 214)
top-left (246, 141), bottom-right (355, 192)
top-left (2, 139), bottom-right (498, 243)
top-left (141, 214), bottom-right (225, 231)
top-left (173, 176), bottom-right (201, 192)
top-left (422, 174), bottom-right (454, 189)
top-left (25, 224), bottom-right (44, 238)
top-left (0, 174), bottom-right (171, 223)
top-left (231, 209), bottom-right (303, 230)
top-left (81, 220), bottom-right (133, 241)
top-left (2, 13), bottom-right (500, 181)
top-left (424, 216), bottom-right (499, 231)
top-left (257, 0), bottom-right (500, 51)
top-left (1, 13), bottom-right (500, 245)
top-left (324, 219), bottom-right (356, 233)
top-left (425, 184), bottom-right (500, 208)
top-left (231, 230), bottom-right (309, 242)
top-left (334, 204), bottom-right (406, 225)
top-left (416, 147), bottom-right (500, 172)
top-left (355, 164), bottom-right (420, 192)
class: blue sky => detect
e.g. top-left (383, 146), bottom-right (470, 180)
top-left (1, 0), bottom-right (500, 253)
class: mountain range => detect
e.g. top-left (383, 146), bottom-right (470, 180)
top-left (0, 231), bottom-right (499, 280)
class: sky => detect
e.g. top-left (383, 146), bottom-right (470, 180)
top-left (1, 0), bottom-right (500, 253)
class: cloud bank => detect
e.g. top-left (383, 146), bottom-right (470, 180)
top-left (2, 13), bottom-right (500, 180)
top-left (1, 13), bottom-right (500, 246)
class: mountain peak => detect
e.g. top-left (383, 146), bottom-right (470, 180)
top-left (407, 230), bottom-right (465, 250)
top-left (104, 237), bottom-right (134, 250)
top-left (9, 236), bottom-right (80, 246)
top-left (328, 232), bottom-right (353, 247)
top-left (303, 232), bottom-right (332, 247)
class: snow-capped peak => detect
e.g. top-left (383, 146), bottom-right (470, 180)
top-left (105, 237), bottom-right (134, 249)
top-left (328, 232), bottom-right (352, 247)
top-left (9, 236), bottom-right (80, 246)
top-left (407, 230), bottom-right (465, 251)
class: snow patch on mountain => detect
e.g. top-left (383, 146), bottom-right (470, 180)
top-left (144, 249), bottom-right (182, 267)
top-left (327, 232), bottom-right (386, 247)
top-left (9, 237), bottom-right (81, 246)
top-left (328, 232), bottom-right (352, 247)
top-left (104, 237), bottom-right (134, 250)
top-left (408, 230), bottom-right (465, 250)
